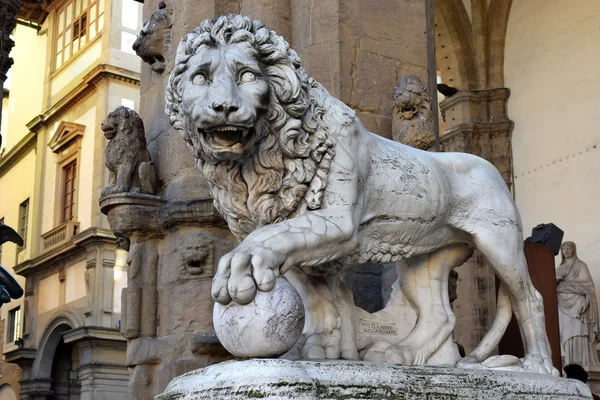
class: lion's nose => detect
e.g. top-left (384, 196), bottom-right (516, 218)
top-left (211, 101), bottom-right (239, 116)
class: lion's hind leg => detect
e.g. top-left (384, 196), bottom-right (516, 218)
top-left (471, 227), bottom-right (558, 376)
top-left (384, 244), bottom-right (471, 366)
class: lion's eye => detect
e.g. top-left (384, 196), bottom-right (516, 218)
top-left (192, 73), bottom-right (208, 85)
top-left (239, 71), bottom-right (257, 84)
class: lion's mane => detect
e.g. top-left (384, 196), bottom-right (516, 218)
top-left (104, 106), bottom-right (149, 173)
top-left (166, 15), bottom-right (351, 240)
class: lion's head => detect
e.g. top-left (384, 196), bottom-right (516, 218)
top-left (165, 14), bottom-right (345, 239)
top-left (132, 3), bottom-right (172, 73)
top-left (391, 75), bottom-right (435, 149)
top-left (392, 75), bottom-right (430, 121)
top-left (101, 106), bottom-right (144, 140)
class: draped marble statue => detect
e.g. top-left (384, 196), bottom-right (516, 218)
top-left (557, 241), bottom-right (600, 366)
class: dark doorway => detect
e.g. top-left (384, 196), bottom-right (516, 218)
top-left (49, 337), bottom-right (80, 400)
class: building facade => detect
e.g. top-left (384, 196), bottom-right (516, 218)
top-left (0, 0), bottom-right (143, 398)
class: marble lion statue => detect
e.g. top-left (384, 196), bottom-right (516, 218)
top-left (101, 106), bottom-right (158, 195)
top-left (165, 14), bottom-right (556, 375)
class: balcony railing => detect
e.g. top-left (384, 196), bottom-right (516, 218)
top-left (41, 221), bottom-right (80, 252)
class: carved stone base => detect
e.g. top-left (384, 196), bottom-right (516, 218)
top-left (156, 359), bottom-right (592, 400)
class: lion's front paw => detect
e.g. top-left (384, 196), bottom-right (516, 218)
top-left (212, 244), bottom-right (285, 305)
top-left (522, 354), bottom-right (559, 376)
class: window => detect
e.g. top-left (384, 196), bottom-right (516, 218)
top-left (55, 0), bottom-right (105, 69)
top-left (61, 161), bottom-right (77, 222)
top-left (7, 306), bottom-right (21, 343)
top-left (18, 200), bottom-right (29, 251)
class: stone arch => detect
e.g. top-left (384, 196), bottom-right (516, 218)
top-left (435, 0), bottom-right (478, 89)
top-left (0, 384), bottom-right (17, 400)
top-left (32, 312), bottom-right (80, 379)
top-left (486, 0), bottom-right (513, 88)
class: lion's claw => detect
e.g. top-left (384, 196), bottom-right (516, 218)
top-left (212, 243), bottom-right (284, 305)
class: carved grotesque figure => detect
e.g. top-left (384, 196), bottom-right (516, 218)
top-left (392, 75), bottom-right (435, 150)
top-left (132, 2), bottom-right (172, 73)
top-left (101, 106), bottom-right (158, 195)
top-left (166, 14), bottom-right (556, 375)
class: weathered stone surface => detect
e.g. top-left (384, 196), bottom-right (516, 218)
top-left (133, 2), bottom-right (173, 73)
top-left (213, 278), bottom-right (305, 358)
top-left (157, 359), bottom-right (592, 400)
top-left (557, 241), bottom-right (600, 367)
top-left (392, 75), bottom-right (436, 149)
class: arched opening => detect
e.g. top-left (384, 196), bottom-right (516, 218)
top-left (35, 320), bottom-right (81, 400)
top-left (0, 384), bottom-right (18, 400)
top-left (49, 336), bottom-right (80, 399)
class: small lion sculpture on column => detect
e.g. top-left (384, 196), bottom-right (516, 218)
top-left (392, 75), bottom-right (435, 150)
top-left (101, 106), bottom-right (158, 195)
top-left (165, 14), bottom-right (557, 376)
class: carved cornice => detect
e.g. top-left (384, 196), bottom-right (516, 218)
top-left (439, 88), bottom-right (511, 112)
top-left (160, 198), bottom-right (227, 229)
top-left (27, 64), bottom-right (140, 132)
top-left (63, 326), bottom-right (126, 345)
top-left (0, 130), bottom-right (36, 178)
top-left (14, 227), bottom-right (116, 278)
top-left (4, 347), bottom-right (37, 364)
top-left (99, 194), bottom-right (228, 240)
top-left (440, 121), bottom-right (514, 141)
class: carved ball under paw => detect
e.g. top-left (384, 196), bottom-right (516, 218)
top-left (213, 277), bottom-right (305, 358)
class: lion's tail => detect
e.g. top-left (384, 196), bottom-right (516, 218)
top-left (463, 282), bottom-right (513, 363)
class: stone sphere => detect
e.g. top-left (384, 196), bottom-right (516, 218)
top-left (213, 277), bottom-right (305, 358)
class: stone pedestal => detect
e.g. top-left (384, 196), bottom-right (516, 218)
top-left (156, 359), bottom-right (592, 400)
top-left (100, 194), bottom-right (235, 398)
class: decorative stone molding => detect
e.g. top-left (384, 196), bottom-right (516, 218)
top-left (26, 64), bottom-right (140, 132)
top-left (47, 121), bottom-right (85, 153)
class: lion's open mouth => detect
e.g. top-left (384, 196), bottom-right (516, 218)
top-left (102, 126), bottom-right (116, 139)
top-left (202, 126), bottom-right (251, 148)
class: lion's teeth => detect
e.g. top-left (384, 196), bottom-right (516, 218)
top-left (242, 130), bottom-right (249, 137)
